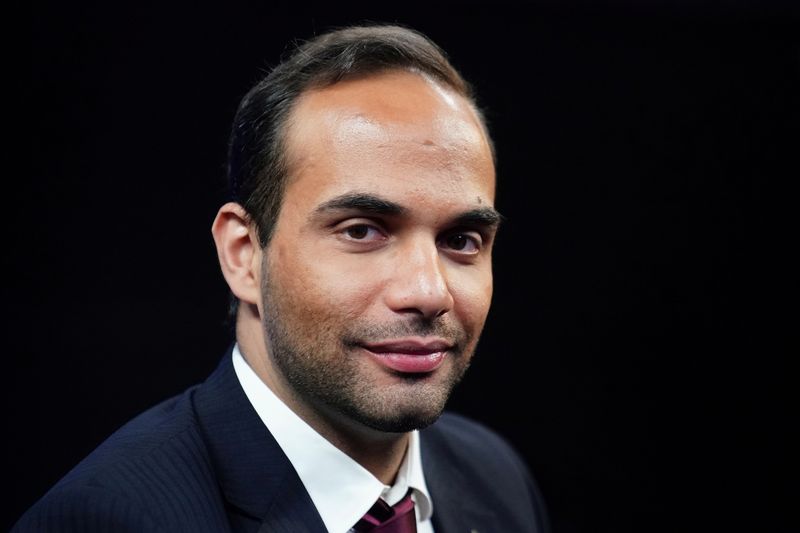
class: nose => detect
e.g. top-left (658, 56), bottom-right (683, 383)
top-left (384, 238), bottom-right (454, 319)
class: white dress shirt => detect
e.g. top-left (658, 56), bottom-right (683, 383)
top-left (232, 345), bottom-right (435, 533)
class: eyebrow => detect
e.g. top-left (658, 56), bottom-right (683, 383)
top-left (311, 191), bottom-right (503, 228)
top-left (452, 207), bottom-right (504, 230)
top-left (313, 192), bottom-right (407, 218)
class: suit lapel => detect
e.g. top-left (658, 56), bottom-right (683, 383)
top-left (425, 481), bottom-right (500, 533)
top-left (193, 347), bottom-right (327, 533)
top-left (256, 471), bottom-right (328, 533)
top-left (421, 427), bottom-right (501, 533)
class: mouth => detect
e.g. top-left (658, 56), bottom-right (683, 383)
top-left (359, 337), bottom-right (453, 374)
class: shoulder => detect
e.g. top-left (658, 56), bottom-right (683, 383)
top-left (422, 411), bottom-right (529, 476)
top-left (14, 387), bottom-right (229, 532)
top-left (13, 484), bottom-right (164, 533)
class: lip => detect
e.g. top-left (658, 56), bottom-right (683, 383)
top-left (361, 337), bottom-right (452, 374)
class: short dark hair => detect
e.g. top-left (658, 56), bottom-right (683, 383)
top-left (224, 24), bottom-right (492, 321)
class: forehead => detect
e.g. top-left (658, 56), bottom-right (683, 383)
top-left (282, 70), bottom-right (496, 207)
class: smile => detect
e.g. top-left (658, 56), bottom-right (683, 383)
top-left (360, 337), bottom-right (453, 374)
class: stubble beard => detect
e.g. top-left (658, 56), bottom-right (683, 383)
top-left (260, 273), bottom-right (477, 433)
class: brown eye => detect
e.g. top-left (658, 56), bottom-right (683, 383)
top-left (443, 233), bottom-right (479, 253)
top-left (447, 234), bottom-right (468, 250)
top-left (345, 225), bottom-right (370, 239)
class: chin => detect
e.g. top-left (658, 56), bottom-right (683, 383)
top-left (342, 386), bottom-right (452, 433)
top-left (355, 409), bottom-right (444, 434)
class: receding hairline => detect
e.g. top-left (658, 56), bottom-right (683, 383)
top-left (279, 67), bottom-right (495, 180)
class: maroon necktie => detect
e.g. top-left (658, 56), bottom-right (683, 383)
top-left (353, 492), bottom-right (417, 532)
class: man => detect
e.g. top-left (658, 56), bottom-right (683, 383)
top-left (15, 25), bottom-right (548, 532)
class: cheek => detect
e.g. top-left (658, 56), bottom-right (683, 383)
top-left (270, 243), bottom-right (379, 320)
top-left (449, 268), bottom-right (493, 331)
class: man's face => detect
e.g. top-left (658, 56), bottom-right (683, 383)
top-left (260, 70), bottom-right (497, 433)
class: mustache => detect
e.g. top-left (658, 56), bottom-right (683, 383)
top-left (341, 317), bottom-right (468, 348)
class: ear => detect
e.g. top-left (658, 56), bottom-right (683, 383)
top-left (211, 202), bottom-right (263, 307)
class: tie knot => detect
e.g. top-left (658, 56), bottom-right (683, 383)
top-left (354, 492), bottom-right (417, 532)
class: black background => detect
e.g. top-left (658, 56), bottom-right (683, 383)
top-left (14, 2), bottom-right (797, 532)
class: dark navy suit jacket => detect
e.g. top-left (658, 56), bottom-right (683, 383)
top-left (15, 348), bottom-right (549, 532)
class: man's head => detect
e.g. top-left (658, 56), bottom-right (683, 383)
top-left (213, 25), bottom-right (499, 436)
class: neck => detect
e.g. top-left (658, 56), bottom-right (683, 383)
top-left (235, 307), bottom-right (410, 485)
top-left (308, 406), bottom-right (410, 485)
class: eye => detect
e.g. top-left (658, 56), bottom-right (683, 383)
top-left (339, 223), bottom-right (386, 243)
top-left (441, 232), bottom-right (481, 254)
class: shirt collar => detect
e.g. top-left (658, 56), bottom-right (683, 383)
top-left (232, 345), bottom-right (433, 533)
